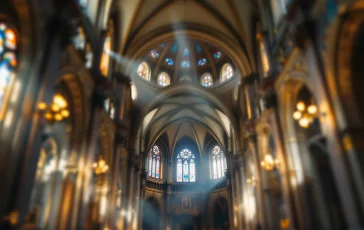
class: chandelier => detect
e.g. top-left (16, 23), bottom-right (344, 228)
top-left (292, 100), bottom-right (317, 128)
top-left (93, 155), bottom-right (109, 175)
top-left (38, 94), bottom-right (70, 123)
top-left (260, 153), bottom-right (280, 171)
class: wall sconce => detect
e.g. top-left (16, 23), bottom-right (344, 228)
top-left (93, 155), bottom-right (109, 175)
top-left (293, 100), bottom-right (317, 128)
top-left (38, 94), bottom-right (70, 123)
top-left (260, 153), bottom-right (280, 171)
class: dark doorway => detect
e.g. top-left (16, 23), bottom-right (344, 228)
top-left (142, 197), bottom-right (161, 230)
top-left (213, 197), bottom-right (229, 230)
top-left (308, 136), bottom-right (346, 230)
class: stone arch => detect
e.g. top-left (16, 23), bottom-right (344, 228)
top-left (129, 84), bottom-right (240, 153)
top-left (124, 26), bottom-right (253, 77)
top-left (326, 2), bottom-right (364, 129)
top-left (211, 197), bottom-right (229, 230)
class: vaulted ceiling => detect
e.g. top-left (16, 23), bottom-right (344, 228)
top-left (117, 0), bottom-right (255, 63)
top-left (113, 0), bottom-right (252, 154)
top-left (143, 94), bottom-right (232, 155)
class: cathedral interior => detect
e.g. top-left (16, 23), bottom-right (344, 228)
top-left (1, 0), bottom-right (364, 230)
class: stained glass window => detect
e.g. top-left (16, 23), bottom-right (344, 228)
top-left (158, 73), bottom-right (170, 87)
top-left (73, 27), bottom-right (86, 51)
top-left (171, 43), bottom-right (178, 53)
top-left (180, 60), bottom-right (190, 68)
top-left (0, 23), bottom-right (17, 120)
top-left (211, 146), bottom-right (226, 179)
top-left (148, 145), bottom-right (161, 179)
top-left (226, 65), bottom-right (233, 78)
top-left (270, 0), bottom-right (288, 25)
top-left (221, 64), bottom-right (233, 82)
top-left (100, 34), bottom-right (111, 77)
top-left (213, 51), bottom-right (222, 59)
top-left (195, 44), bottom-right (202, 53)
top-left (79, 0), bottom-right (88, 7)
top-left (201, 74), bottom-right (213, 87)
top-left (183, 48), bottom-right (189, 56)
top-left (137, 62), bottom-right (150, 80)
top-left (165, 58), bottom-right (174, 66)
top-left (198, 58), bottom-right (207, 66)
top-left (150, 50), bottom-right (159, 59)
top-left (177, 159), bottom-right (182, 182)
top-left (176, 149), bottom-right (196, 182)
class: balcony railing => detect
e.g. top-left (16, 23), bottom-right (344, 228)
top-left (145, 177), bottom-right (228, 192)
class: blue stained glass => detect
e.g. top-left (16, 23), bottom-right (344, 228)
top-left (0, 30), bottom-right (4, 55)
top-left (181, 60), bottom-right (190, 68)
top-left (0, 23), bottom-right (17, 119)
top-left (198, 58), bottom-right (207, 66)
top-left (165, 58), bottom-right (174, 66)
top-left (150, 50), bottom-right (159, 59)
top-left (213, 51), bottom-right (222, 59)
top-left (195, 44), bottom-right (202, 53)
top-left (183, 48), bottom-right (189, 56)
top-left (171, 43), bottom-right (178, 53)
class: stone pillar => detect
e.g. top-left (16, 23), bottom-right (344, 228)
top-left (114, 72), bottom-right (131, 123)
top-left (232, 152), bottom-right (244, 230)
top-left (242, 73), bottom-right (259, 120)
top-left (262, 90), bottom-right (296, 230)
top-left (56, 170), bottom-right (78, 230)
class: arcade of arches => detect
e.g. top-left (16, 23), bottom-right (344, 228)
top-left (1, 1), bottom-right (364, 230)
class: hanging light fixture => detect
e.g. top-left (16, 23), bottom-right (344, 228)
top-left (260, 152), bottom-right (280, 171)
top-left (38, 93), bottom-right (70, 123)
top-left (293, 99), bottom-right (318, 128)
top-left (93, 155), bottom-right (109, 175)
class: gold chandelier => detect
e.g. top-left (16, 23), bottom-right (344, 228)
top-left (38, 94), bottom-right (70, 123)
top-left (93, 155), bottom-right (109, 175)
top-left (293, 100), bottom-right (317, 128)
top-left (260, 153), bottom-right (280, 171)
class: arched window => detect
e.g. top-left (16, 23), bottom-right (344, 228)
top-left (148, 145), bottom-right (161, 179)
top-left (158, 73), bottom-right (170, 87)
top-left (201, 73), bottom-right (213, 87)
top-left (137, 62), bottom-right (150, 81)
top-left (100, 27), bottom-right (112, 77)
top-left (211, 146), bottom-right (226, 179)
top-left (221, 64), bottom-right (233, 82)
top-left (270, 0), bottom-right (288, 25)
top-left (0, 23), bottom-right (17, 120)
top-left (177, 149), bottom-right (196, 182)
top-left (79, 0), bottom-right (88, 7)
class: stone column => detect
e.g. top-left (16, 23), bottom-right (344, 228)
top-left (242, 73), bottom-right (259, 120)
top-left (56, 169), bottom-right (78, 230)
top-left (262, 89), bottom-right (296, 230)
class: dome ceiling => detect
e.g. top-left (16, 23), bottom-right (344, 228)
top-left (138, 38), bottom-right (236, 87)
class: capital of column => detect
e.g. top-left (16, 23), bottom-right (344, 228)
top-left (242, 72), bottom-right (259, 86)
top-left (262, 90), bottom-right (277, 109)
top-left (113, 72), bottom-right (131, 86)
top-left (242, 119), bottom-right (256, 138)
top-left (128, 152), bottom-right (141, 171)
top-left (232, 154), bottom-right (244, 169)
top-left (115, 121), bottom-right (129, 145)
